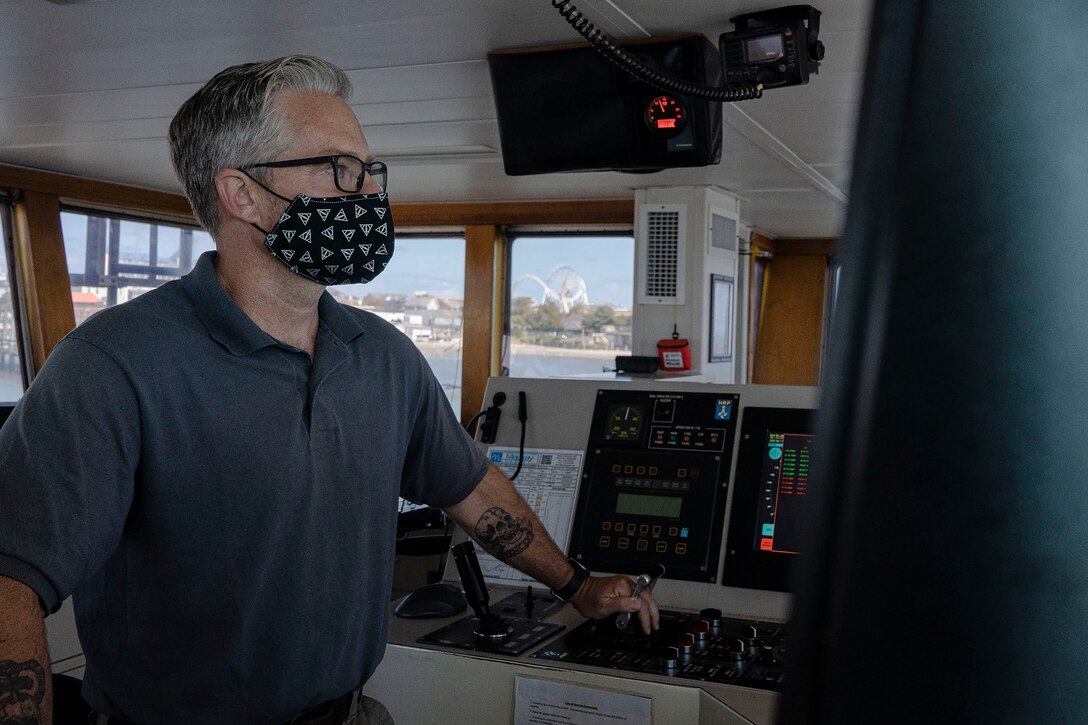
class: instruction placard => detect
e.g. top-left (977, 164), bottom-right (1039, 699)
top-left (514, 677), bottom-right (651, 725)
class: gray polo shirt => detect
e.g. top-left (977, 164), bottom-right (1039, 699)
top-left (0, 252), bottom-right (488, 724)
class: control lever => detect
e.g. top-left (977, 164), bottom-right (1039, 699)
top-left (451, 540), bottom-right (512, 640)
top-left (615, 563), bottom-right (666, 630)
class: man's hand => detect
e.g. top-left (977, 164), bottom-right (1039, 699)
top-left (569, 574), bottom-right (660, 635)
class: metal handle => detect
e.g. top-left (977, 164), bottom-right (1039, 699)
top-left (614, 564), bottom-right (666, 630)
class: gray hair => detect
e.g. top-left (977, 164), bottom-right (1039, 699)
top-left (168, 55), bottom-right (352, 235)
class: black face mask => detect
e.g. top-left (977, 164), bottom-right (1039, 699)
top-left (252, 187), bottom-right (395, 286)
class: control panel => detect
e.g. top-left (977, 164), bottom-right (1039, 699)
top-left (377, 379), bottom-right (820, 725)
top-left (568, 389), bottom-right (740, 582)
top-left (532, 608), bottom-right (786, 690)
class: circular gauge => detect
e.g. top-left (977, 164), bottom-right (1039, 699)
top-left (607, 405), bottom-right (644, 441)
top-left (645, 95), bottom-right (688, 138)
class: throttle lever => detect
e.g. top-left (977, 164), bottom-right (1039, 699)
top-left (615, 563), bottom-right (666, 630)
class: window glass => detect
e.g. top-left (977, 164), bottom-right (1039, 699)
top-left (508, 235), bottom-right (634, 378)
top-left (61, 210), bottom-right (214, 323)
top-left (60, 213), bottom-right (466, 417)
top-left (0, 204), bottom-right (24, 402)
top-left (330, 236), bottom-right (466, 418)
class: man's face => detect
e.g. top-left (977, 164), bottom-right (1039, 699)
top-left (259, 90), bottom-right (377, 203)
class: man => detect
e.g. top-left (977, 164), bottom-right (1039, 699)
top-left (0, 55), bottom-right (658, 725)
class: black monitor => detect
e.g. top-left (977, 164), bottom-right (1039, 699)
top-left (722, 406), bottom-right (815, 592)
top-left (0, 404), bottom-right (14, 429)
top-left (488, 35), bottom-right (723, 175)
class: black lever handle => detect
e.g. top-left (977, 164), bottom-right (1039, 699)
top-left (452, 540), bottom-right (491, 618)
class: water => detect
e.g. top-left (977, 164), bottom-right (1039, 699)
top-left (0, 371), bottom-right (21, 403)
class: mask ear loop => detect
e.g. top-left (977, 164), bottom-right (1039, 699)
top-left (238, 169), bottom-right (293, 236)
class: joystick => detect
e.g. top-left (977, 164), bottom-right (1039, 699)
top-left (452, 540), bottom-right (513, 641)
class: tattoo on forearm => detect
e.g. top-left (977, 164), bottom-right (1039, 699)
top-left (474, 506), bottom-right (534, 561)
top-left (0, 658), bottom-right (46, 725)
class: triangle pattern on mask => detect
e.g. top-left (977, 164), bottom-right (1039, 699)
top-left (316, 208), bottom-right (330, 222)
top-left (279, 212), bottom-right (291, 224)
top-left (363, 260), bottom-right (375, 272)
top-left (360, 224), bottom-right (373, 236)
top-left (334, 209), bottom-right (349, 222)
top-left (283, 230), bottom-right (295, 242)
top-left (376, 224), bottom-right (388, 236)
top-left (300, 251), bottom-right (313, 263)
top-left (376, 244), bottom-right (388, 255)
top-left (341, 248), bottom-right (354, 260)
top-left (320, 247), bottom-right (333, 260)
top-left (321, 227), bottom-right (335, 240)
top-left (359, 244), bottom-right (371, 255)
top-left (342, 229), bottom-right (354, 242)
top-left (300, 229), bottom-right (312, 243)
top-left (355, 204), bottom-right (367, 217)
top-left (325, 265), bottom-right (339, 274)
top-left (343, 264), bottom-right (353, 275)
top-left (298, 213), bottom-right (311, 225)
top-left (281, 249), bottom-right (295, 261)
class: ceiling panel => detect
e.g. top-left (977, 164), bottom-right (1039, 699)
top-left (0, 0), bottom-right (873, 239)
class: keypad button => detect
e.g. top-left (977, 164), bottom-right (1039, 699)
top-left (599, 536), bottom-right (611, 548)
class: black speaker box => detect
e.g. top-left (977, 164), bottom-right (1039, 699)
top-left (488, 34), bottom-right (723, 175)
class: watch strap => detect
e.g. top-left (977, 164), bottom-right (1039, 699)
top-left (551, 558), bottom-right (590, 602)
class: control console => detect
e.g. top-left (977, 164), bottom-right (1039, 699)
top-left (532, 608), bottom-right (786, 690)
top-left (568, 389), bottom-right (740, 582)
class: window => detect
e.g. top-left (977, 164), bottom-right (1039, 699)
top-left (507, 234), bottom-right (634, 378)
top-left (61, 209), bottom-right (215, 323)
top-left (0, 202), bottom-right (25, 402)
top-left (60, 214), bottom-right (467, 417)
top-left (330, 236), bottom-right (466, 418)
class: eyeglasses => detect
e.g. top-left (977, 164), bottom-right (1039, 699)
top-left (240, 155), bottom-right (387, 194)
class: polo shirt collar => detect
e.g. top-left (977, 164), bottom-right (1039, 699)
top-left (181, 252), bottom-right (366, 356)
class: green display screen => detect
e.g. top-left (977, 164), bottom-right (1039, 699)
top-left (615, 492), bottom-right (682, 518)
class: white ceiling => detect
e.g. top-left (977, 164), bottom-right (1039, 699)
top-left (0, 0), bottom-right (872, 238)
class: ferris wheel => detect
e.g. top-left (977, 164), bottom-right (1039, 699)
top-left (514, 264), bottom-right (590, 314)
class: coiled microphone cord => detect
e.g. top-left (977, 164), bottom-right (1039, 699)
top-left (551, 0), bottom-right (763, 102)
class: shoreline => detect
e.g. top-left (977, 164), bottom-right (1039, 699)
top-left (414, 341), bottom-right (625, 360)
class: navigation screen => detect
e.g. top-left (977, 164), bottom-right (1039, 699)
top-left (723, 406), bottom-right (814, 592)
top-left (753, 432), bottom-right (814, 555)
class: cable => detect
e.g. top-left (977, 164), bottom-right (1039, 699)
top-left (550, 0), bottom-right (763, 102)
top-left (465, 409), bottom-right (488, 437)
top-left (509, 391), bottom-right (528, 481)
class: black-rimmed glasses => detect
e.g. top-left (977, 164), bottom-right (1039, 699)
top-left (240, 155), bottom-right (387, 194)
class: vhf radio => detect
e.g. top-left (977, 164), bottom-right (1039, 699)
top-left (720, 4), bottom-right (824, 89)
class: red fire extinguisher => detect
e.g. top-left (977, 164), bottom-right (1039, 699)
top-left (657, 325), bottom-right (692, 371)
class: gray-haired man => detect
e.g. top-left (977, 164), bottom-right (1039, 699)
top-left (0, 55), bottom-right (658, 724)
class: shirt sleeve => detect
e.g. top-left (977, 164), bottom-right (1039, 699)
top-left (0, 336), bottom-right (140, 613)
top-left (397, 350), bottom-right (489, 509)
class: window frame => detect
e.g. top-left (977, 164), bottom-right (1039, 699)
top-left (0, 197), bottom-right (31, 394)
top-left (503, 229), bottom-right (636, 379)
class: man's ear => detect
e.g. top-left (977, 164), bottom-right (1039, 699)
top-left (215, 168), bottom-right (263, 225)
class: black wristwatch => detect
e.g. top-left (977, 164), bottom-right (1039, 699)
top-left (551, 557), bottom-right (591, 602)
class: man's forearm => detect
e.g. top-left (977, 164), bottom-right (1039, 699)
top-left (445, 464), bottom-right (575, 591)
top-left (0, 576), bottom-right (52, 725)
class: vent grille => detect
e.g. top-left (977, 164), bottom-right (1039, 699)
top-left (710, 212), bottom-right (737, 252)
top-left (644, 210), bottom-right (681, 298)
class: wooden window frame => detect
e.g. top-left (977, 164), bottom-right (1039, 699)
top-left (0, 162), bottom-right (633, 425)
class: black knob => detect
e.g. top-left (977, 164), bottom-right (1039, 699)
top-left (657, 646), bottom-right (679, 670)
top-left (699, 608), bottom-right (723, 631)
